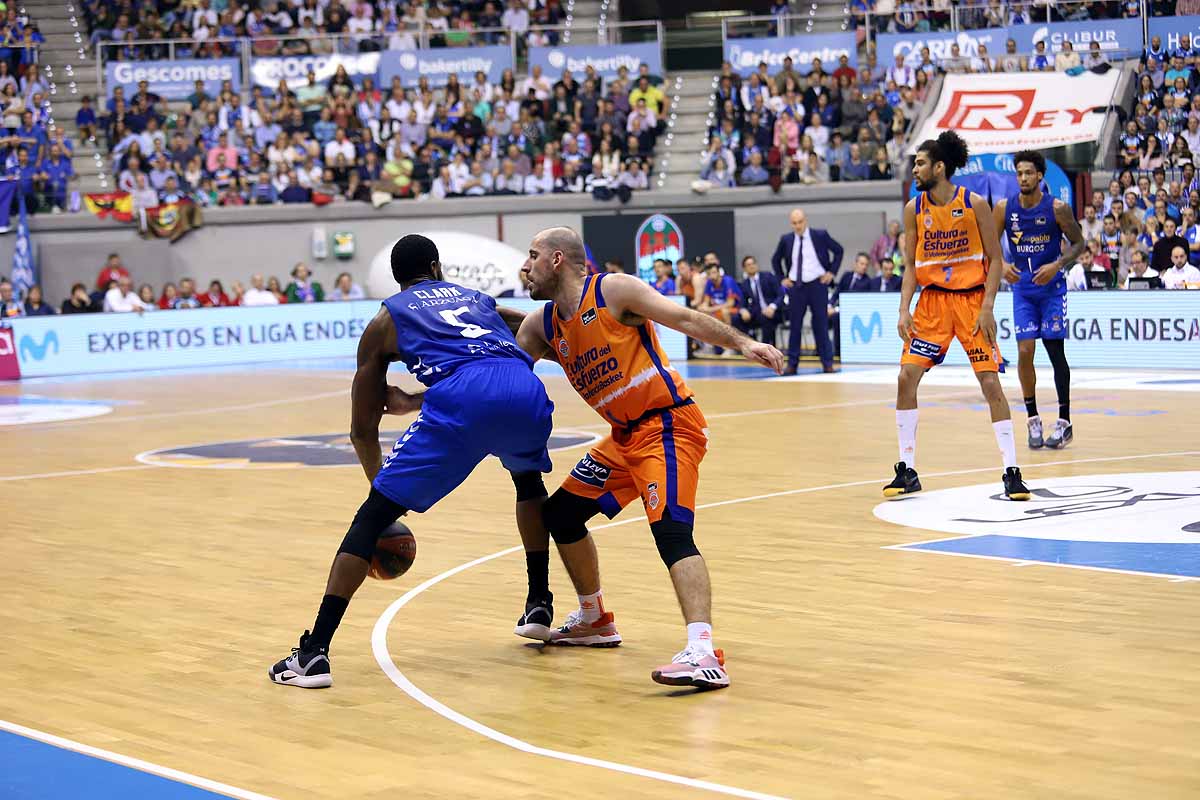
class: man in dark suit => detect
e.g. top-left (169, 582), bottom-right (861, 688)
top-left (734, 255), bottom-right (784, 345)
top-left (771, 207), bottom-right (844, 373)
top-left (830, 252), bottom-right (879, 357)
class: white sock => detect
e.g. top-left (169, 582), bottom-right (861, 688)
top-left (687, 622), bottom-right (715, 655)
top-left (896, 408), bottom-right (918, 469)
top-left (993, 419), bottom-right (1017, 469)
top-left (577, 590), bottom-right (605, 623)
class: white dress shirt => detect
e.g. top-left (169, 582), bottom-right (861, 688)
top-left (241, 287), bottom-right (280, 306)
top-left (1161, 263), bottom-right (1200, 289)
top-left (791, 229), bottom-right (825, 282)
top-left (103, 288), bottom-right (147, 312)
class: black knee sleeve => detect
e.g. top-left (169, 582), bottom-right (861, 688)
top-left (542, 489), bottom-right (600, 545)
top-left (511, 471), bottom-right (548, 502)
top-left (1043, 337), bottom-right (1068, 369)
top-left (338, 488), bottom-right (407, 560)
top-left (651, 516), bottom-right (700, 568)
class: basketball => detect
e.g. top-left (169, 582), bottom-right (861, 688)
top-left (367, 522), bottom-right (417, 580)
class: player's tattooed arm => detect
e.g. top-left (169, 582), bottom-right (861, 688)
top-left (1053, 199), bottom-right (1087, 270)
top-left (601, 273), bottom-right (785, 373)
top-left (350, 308), bottom-right (397, 483)
top-left (495, 305), bottom-right (526, 336)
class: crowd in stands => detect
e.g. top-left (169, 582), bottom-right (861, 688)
top-left (850, 0), bottom-right (1146, 35)
top-left (0, 8), bottom-right (62, 215)
top-left (94, 60), bottom-right (663, 208)
top-left (84, 0), bottom-right (564, 57)
top-left (0, 253), bottom-right (368, 318)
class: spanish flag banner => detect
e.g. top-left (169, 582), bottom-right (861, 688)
top-left (140, 200), bottom-right (202, 243)
top-left (84, 192), bottom-right (134, 223)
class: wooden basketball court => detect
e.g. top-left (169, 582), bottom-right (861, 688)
top-left (2, 361), bottom-right (1198, 799)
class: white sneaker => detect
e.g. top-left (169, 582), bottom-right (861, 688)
top-left (1027, 416), bottom-right (1044, 449)
top-left (650, 644), bottom-right (729, 689)
top-left (1045, 418), bottom-right (1073, 449)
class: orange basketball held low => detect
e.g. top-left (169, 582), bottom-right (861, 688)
top-left (367, 523), bottom-right (417, 580)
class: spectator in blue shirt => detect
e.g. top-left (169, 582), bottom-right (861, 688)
top-left (8, 147), bottom-right (38, 211)
top-left (75, 95), bottom-right (97, 144)
top-left (15, 110), bottom-right (45, 162)
top-left (740, 150), bottom-right (770, 186)
top-left (312, 107), bottom-right (337, 147)
top-left (37, 142), bottom-right (73, 211)
top-left (159, 174), bottom-right (186, 204)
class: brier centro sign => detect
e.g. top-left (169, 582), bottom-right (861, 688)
top-left (909, 71), bottom-right (1118, 154)
top-left (724, 33), bottom-right (856, 76)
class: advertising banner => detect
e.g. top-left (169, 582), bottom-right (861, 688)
top-left (877, 29), bottom-right (1008, 67)
top-left (723, 33), bottom-right (857, 76)
top-left (908, 71), bottom-right (1118, 154)
top-left (4, 299), bottom-right (687, 379)
top-left (527, 42), bottom-right (662, 81)
top-left (105, 58), bottom-right (240, 99)
top-left (841, 292), bottom-right (1200, 369)
top-left (1148, 16), bottom-right (1200, 52)
top-left (378, 45), bottom-right (513, 88)
top-left (907, 153), bottom-right (1073, 207)
top-left (1007, 18), bottom-right (1143, 53)
top-left (251, 52), bottom-right (380, 90)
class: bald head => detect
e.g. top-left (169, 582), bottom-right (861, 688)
top-left (536, 226), bottom-right (588, 271)
top-left (789, 208), bottom-right (808, 235)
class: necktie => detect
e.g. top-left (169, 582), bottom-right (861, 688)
top-left (754, 276), bottom-right (765, 308)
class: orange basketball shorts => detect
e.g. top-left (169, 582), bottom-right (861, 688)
top-left (561, 402), bottom-right (708, 525)
top-left (900, 287), bottom-right (1001, 373)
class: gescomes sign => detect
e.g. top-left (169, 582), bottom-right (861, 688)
top-left (105, 58), bottom-right (240, 99)
top-left (908, 71), bottom-right (1118, 154)
top-left (840, 292), bottom-right (1200, 370)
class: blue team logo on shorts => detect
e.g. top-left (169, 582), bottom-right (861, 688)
top-left (908, 337), bottom-right (941, 359)
top-left (138, 430), bottom-right (600, 469)
top-left (570, 453), bottom-right (612, 488)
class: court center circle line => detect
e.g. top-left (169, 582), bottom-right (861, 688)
top-left (371, 448), bottom-right (1200, 800)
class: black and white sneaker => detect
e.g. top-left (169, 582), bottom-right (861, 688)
top-left (1044, 419), bottom-right (1073, 449)
top-left (883, 462), bottom-right (922, 498)
top-left (514, 593), bottom-right (554, 642)
top-left (1003, 467), bottom-right (1031, 501)
top-left (268, 630), bottom-right (332, 688)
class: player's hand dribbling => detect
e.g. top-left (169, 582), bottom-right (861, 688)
top-left (973, 307), bottom-right (998, 347)
top-left (1002, 262), bottom-right (1021, 284)
top-left (384, 385), bottom-right (424, 415)
top-left (897, 309), bottom-right (914, 342)
top-left (1033, 262), bottom-right (1059, 286)
top-left (741, 341), bottom-right (786, 374)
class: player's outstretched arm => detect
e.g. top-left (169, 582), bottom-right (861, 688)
top-left (898, 198), bottom-right (918, 342)
top-left (600, 272), bottom-right (785, 373)
top-left (495, 305), bottom-right (526, 336)
top-left (971, 192), bottom-right (1002, 346)
top-left (514, 307), bottom-right (552, 361)
top-left (351, 308), bottom-right (400, 483)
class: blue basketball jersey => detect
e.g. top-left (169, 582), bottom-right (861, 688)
top-left (381, 280), bottom-right (533, 388)
top-left (1003, 191), bottom-right (1065, 295)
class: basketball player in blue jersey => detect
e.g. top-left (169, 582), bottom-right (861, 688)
top-left (268, 234), bottom-right (560, 688)
top-left (994, 151), bottom-right (1086, 450)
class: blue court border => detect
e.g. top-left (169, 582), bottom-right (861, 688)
top-left (0, 722), bottom-right (275, 800)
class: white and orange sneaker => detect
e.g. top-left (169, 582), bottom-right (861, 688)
top-left (547, 609), bottom-right (622, 647)
top-left (651, 645), bottom-right (729, 690)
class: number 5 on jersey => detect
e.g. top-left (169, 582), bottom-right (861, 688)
top-left (440, 307), bottom-right (493, 339)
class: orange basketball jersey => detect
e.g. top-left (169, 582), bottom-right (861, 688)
top-left (543, 273), bottom-right (693, 429)
top-left (914, 186), bottom-right (987, 290)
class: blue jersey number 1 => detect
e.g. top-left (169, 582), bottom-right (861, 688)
top-left (942, 266), bottom-right (953, 283)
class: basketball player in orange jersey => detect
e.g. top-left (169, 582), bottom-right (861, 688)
top-left (514, 226), bottom-right (784, 690)
top-left (883, 131), bottom-right (1031, 501)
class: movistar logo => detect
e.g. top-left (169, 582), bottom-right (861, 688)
top-left (851, 312), bottom-right (883, 344)
top-left (20, 330), bottom-right (59, 361)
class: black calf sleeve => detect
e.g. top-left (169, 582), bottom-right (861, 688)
top-left (338, 487), bottom-right (407, 560)
top-left (1043, 338), bottom-right (1071, 419)
top-left (543, 489), bottom-right (601, 545)
top-left (650, 515), bottom-right (700, 568)
top-left (511, 470), bottom-right (548, 502)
